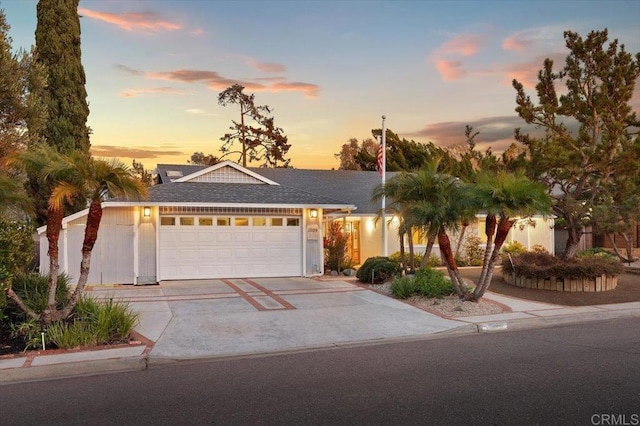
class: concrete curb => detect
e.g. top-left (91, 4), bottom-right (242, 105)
top-left (0, 356), bottom-right (147, 385)
top-left (471, 307), bottom-right (640, 334)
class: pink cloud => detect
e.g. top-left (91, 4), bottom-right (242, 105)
top-left (245, 58), bottom-right (286, 73)
top-left (78, 7), bottom-right (181, 33)
top-left (143, 68), bottom-right (319, 98)
top-left (434, 60), bottom-right (467, 81)
top-left (502, 34), bottom-right (533, 51)
top-left (118, 87), bottom-right (189, 98)
top-left (437, 33), bottom-right (484, 57)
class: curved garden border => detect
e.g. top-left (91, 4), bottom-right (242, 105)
top-left (503, 272), bottom-right (618, 292)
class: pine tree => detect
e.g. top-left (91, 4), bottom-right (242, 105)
top-left (35, 0), bottom-right (90, 154)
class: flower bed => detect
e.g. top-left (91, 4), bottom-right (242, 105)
top-left (501, 252), bottom-right (623, 293)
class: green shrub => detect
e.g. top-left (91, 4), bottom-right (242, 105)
top-left (390, 276), bottom-right (418, 299)
top-left (356, 257), bottom-right (402, 284)
top-left (425, 254), bottom-right (442, 268)
top-left (390, 268), bottom-right (455, 299)
top-left (47, 321), bottom-right (96, 348)
top-left (10, 318), bottom-right (44, 351)
top-left (414, 268), bottom-right (455, 298)
top-left (577, 247), bottom-right (617, 259)
top-left (9, 272), bottom-right (72, 316)
top-left (502, 252), bottom-right (624, 279)
top-left (502, 241), bottom-right (527, 256)
top-left (463, 235), bottom-right (484, 266)
top-left (0, 220), bottom-right (35, 274)
top-left (74, 297), bottom-right (138, 344)
top-left (389, 251), bottom-right (424, 269)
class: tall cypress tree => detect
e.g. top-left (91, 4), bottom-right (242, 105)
top-left (35, 0), bottom-right (90, 154)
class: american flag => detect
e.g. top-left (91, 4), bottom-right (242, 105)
top-left (377, 142), bottom-right (383, 176)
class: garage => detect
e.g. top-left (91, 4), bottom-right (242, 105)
top-left (158, 214), bottom-right (302, 280)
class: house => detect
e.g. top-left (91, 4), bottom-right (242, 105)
top-left (38, 161), bottom-right (554, 285)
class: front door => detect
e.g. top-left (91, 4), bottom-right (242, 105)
top-left (346, 220), bottom-right (360, 265)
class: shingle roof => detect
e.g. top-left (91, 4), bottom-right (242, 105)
top-left (155, 164), bottom-right (397, 214)
top-left (146, 181), bottom-right (350, 206)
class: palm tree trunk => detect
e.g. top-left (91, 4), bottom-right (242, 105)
top-left (408, 227), bottom-right (415, 272)
top-left (454, 221), bottom-right (469, 260)
top-left (477, 214), bottom-right (497, 292)
top-left (438, 229), bottom-right (469, 299)
top-left (420, 229), bottom-right (437, 268)
top-left (43, 206), bottom-right (64, 324)
top-left (399, 229), bottom-right (406, 272)
top-left (474, 218), bottom-right (515, 300)
top-left (61, 201), bottom-right (103, 318)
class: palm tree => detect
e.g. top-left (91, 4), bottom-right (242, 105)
top-left (57, 157), bottom-right (147, 318)
top-left (10, 146), bottom-right (76, 322)
top-left (374, 163), bottom-right (476, 298)
top-left (11, 146), bottom-right (147, 324)
top-left (471, 172), bottom-right (551, 300)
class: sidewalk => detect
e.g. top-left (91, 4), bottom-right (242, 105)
top-left (2, 280), bottom-right (639, 384)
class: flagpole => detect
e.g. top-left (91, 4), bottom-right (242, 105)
top-left (381, 115), bottom-right (387, 256)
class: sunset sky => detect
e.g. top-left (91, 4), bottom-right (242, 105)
top-left (3, 0), bottom-right (639, 170)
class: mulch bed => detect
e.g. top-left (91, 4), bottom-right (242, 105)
top-left (458, 268), bottom-right (640, 306)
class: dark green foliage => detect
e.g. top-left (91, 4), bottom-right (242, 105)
top-left (414, 268), bottom-right (455, 298)
top-left (389, 277), bottom-right (417, 299)
top-left (356, 257), bottom-right (402, 284)
top-left (513, 29), bottom-right (640, 259)
top-left (391, 268), bottom-right (454, 299)
top-left (0, 220), bottom-right (35, 274)
top-left (35, 0), bottom-right (90, 154)
top-left (502, 252), bottom-right (624, 279)
top-left (9, 272), bottom-right (71, 315)
top-left (55, 297), bottom-right (138, 346)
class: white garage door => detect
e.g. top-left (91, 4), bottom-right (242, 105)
top-left (159, 215), bottom-right (302, 280)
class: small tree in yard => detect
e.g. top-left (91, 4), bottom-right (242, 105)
top-left (8, 146), bottom-right (147, 324)
top-left (218, 84), bottom-right (291, 168)
top-left (513, 29), bottom-right (640, 259)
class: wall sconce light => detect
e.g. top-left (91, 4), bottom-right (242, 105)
top-left (309, 209), bottom-right (318, 218)
top-left (143, 207), bottom-right (151, 217)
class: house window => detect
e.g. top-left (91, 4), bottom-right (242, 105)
top-left (160, 217), bottom-right (176, 226)
top-left (235, 217), bottom-right (249, 226)
top-left (217, 217), bottom-right (230, 226)
top-left (180, 217), bottom-right (194, 226)
top-left (271, 218), bottom-right (283, 226)
top-left (253, 217), bottom-right (266, 226)
top-left (199, 217), bottom-right (213, 226)
top-left (287, 218), bottom-right (300, 227)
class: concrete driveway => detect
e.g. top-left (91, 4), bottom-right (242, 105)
top-left (89, 277), bottom-right (468, 361)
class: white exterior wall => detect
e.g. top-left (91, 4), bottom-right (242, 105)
top-left (39, 207), bottom-right (137, 286)
top-left (357, 216), bottom-right (400, 263)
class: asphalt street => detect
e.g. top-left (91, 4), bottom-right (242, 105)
top-left (2, 317), bottom-right (639, 426)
